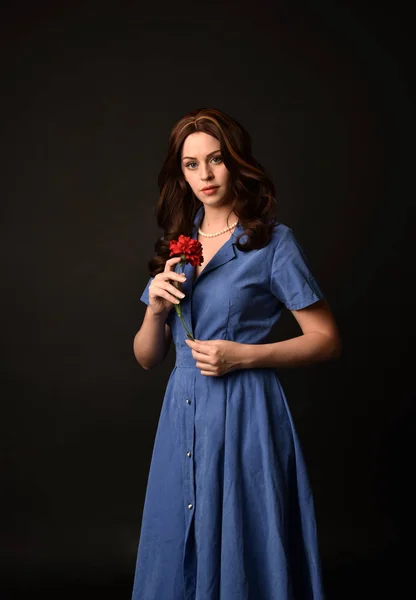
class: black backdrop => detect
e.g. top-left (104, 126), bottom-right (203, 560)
top-left (2, 1), bottom-right (414, 598)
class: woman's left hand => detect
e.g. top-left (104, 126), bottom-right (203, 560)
top-left (185, 338), bottom-right (244, 377)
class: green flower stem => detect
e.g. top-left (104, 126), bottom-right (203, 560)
top-left (175, 307), bottom-right (195, 340)
top-left (173, 257), bottom-right (195, 341)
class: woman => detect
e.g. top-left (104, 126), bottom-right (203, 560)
top-left (131, 107), bottom-right (341, 600)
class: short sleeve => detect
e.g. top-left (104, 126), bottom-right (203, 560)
top-left (270, 227), bottom-right (325, 310)
top-left (140, 276), bottom-right (154, 306)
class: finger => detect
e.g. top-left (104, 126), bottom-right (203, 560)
top-left (188, 339), bottom-right (218, 347)
top-left (196, 362), bottom-right (216, 372)
top-left (164, 256), bottom-right (183, 271)
top-left (150, 284), bottom-right (181, 305)
top-left (152, 280), bottom-right (184, 300)
top-left (186, 340), bottom-right (212, 355)
top-left (192, 350), bottom-right (213, 362)
top-left (157, 280), bottom-right (186, 299)
top-left (155, 271), bottom-right (186, 283)
top-left (190, 342), bottom-right (212, 356)
top-left (157, 270), bottom-right (187, 283)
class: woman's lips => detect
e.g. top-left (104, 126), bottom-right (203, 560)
top-left (201, 187), bottom-right (219, 195)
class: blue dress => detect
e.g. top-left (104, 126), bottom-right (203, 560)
top-left (132, 205), bottom-right (326, 600)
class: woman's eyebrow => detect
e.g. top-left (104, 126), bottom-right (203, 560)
top-left (182, 150), bottom-right (221, 161)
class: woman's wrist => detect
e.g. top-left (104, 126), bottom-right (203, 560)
top-left (237, 342), bottom-right (258, 369)
top-left (147, 305), bottom-right (170, 322)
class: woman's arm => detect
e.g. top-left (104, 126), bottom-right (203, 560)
top-left (133, 256), bottom-right (186, 370)
top-left (240, 298), bottom-right (342, 369)
top-left (133, 307), bottom-right (172, 370)
top-left (185, 299), bottom-right (342, 376)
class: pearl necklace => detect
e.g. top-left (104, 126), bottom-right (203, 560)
top-left (198, 220), bottom-right (239, 238)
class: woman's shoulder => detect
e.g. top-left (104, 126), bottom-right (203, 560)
top-left (269, 221), bottom-right (293, 249)
top-left (271, 221), bottom-right (292, 235)
top-left (236, 221), bottom-right (293, 254)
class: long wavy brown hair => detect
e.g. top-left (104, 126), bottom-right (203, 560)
top-left (148, 107), bottom-right (278, 275)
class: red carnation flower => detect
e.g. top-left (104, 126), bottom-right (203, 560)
top-left (168, 235), bottom-right (204, 341)
top-left (169, 235), bottom-right (204, 267)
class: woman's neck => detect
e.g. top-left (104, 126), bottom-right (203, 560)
top-left (200, 205), bottom-right (238, 232)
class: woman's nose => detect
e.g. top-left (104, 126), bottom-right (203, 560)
top-left (200, 165), bottom-right (213, 180)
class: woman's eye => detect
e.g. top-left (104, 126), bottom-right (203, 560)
top-left (186, 156), bottom-right (222, 169)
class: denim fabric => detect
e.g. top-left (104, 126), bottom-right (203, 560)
top-left (131, 205), bottom-right (326, 600)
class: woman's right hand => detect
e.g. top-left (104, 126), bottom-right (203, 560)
top-left (148, 256), bottom-right (187, 316)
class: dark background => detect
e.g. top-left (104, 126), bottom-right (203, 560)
top-left (1, 0), bottom-right (414, 598)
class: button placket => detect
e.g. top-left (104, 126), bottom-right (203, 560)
top-left (184, 395), bottom-right (196, 515)
top-left (181, 373), bottom-right (199, 599)
top-left (182, 378), bottom-right (198, 600)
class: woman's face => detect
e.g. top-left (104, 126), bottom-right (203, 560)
top-left (181, 132), bottom-right (232, 207)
